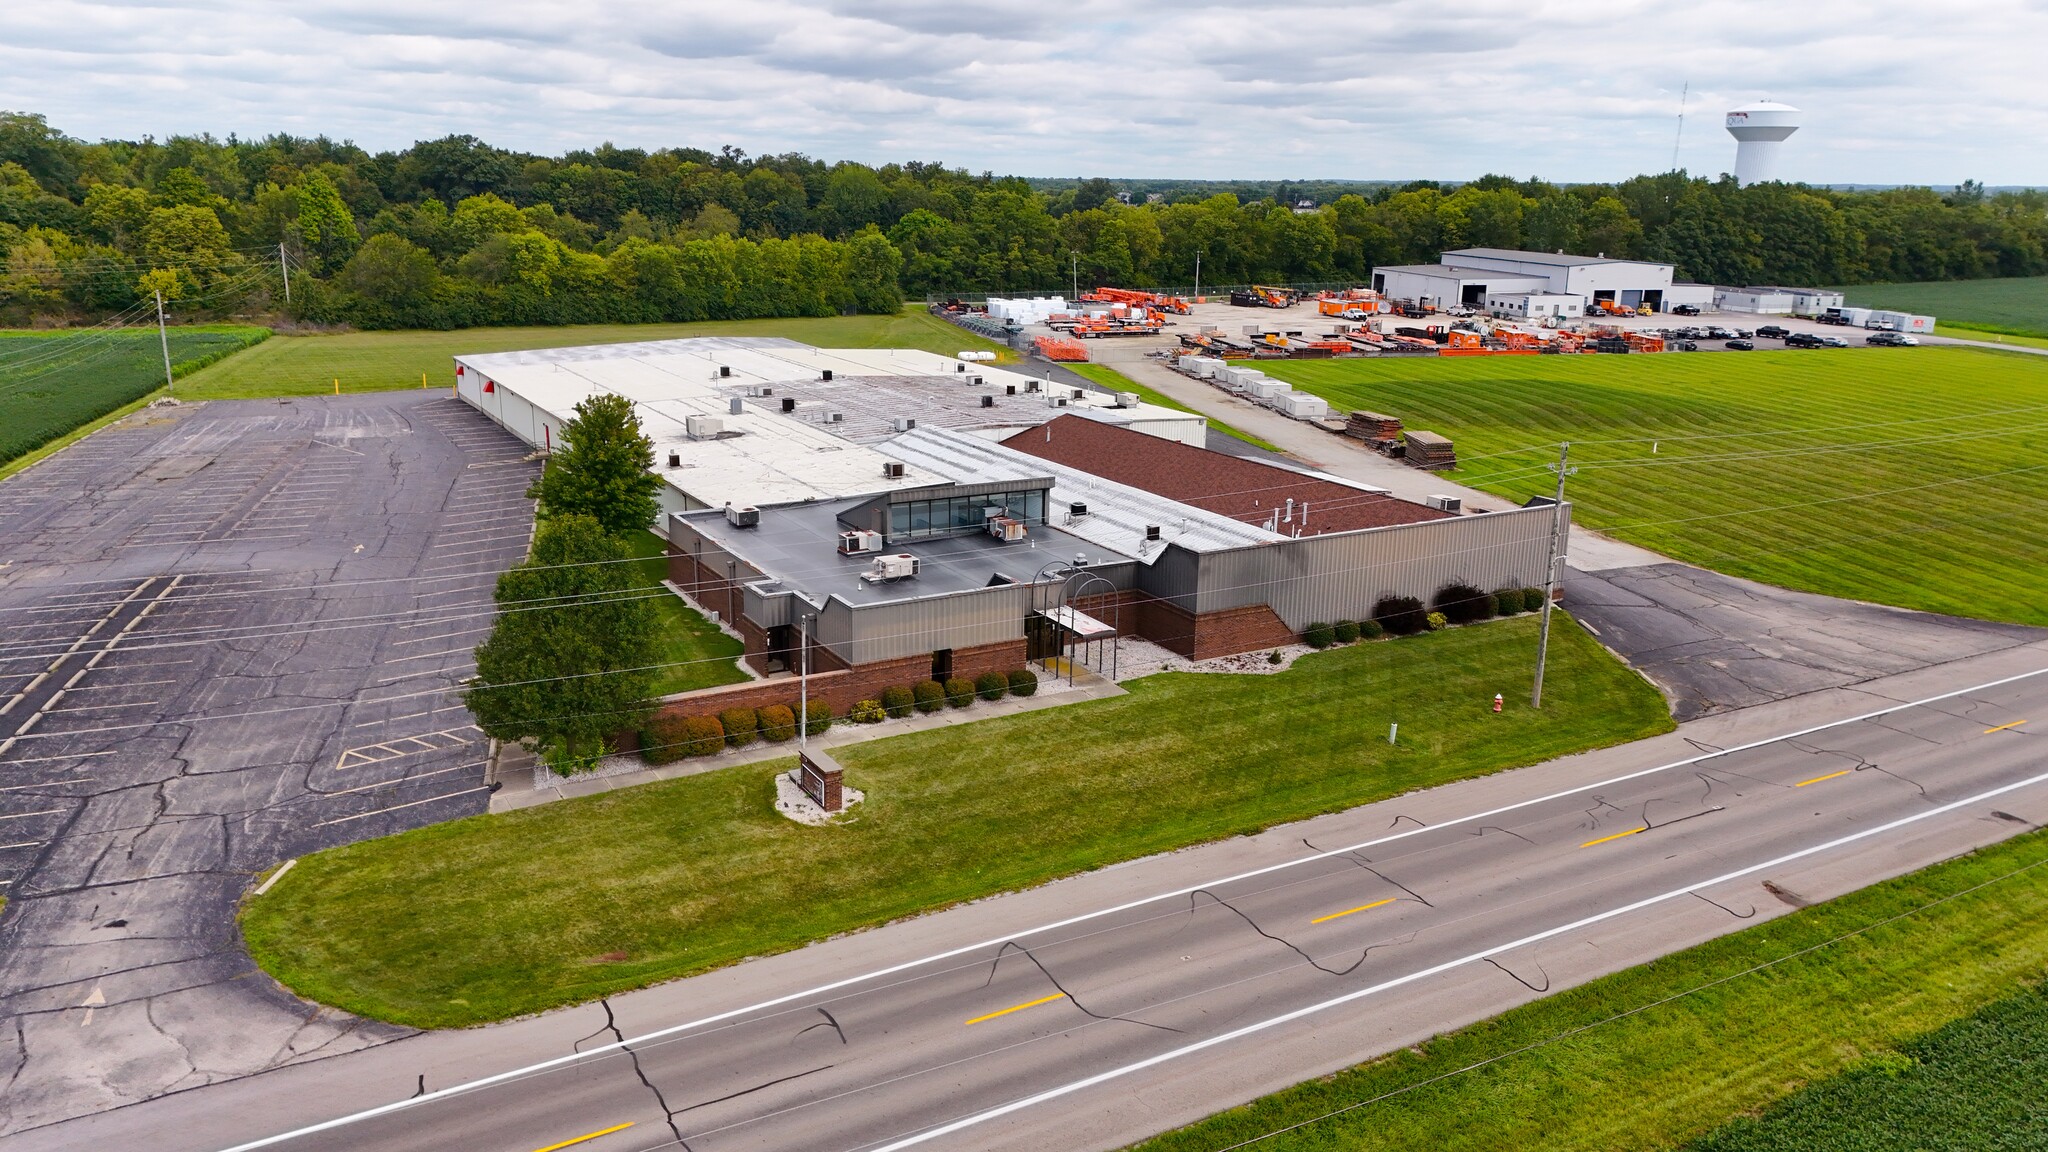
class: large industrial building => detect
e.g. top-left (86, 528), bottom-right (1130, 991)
top-left (1371, 248), bottom-right (1716, 315)
top-left (455, 337), bottom-right (1563, 709)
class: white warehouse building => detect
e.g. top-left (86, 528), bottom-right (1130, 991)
top-left (1373, 248), bottom-right (1716, 314)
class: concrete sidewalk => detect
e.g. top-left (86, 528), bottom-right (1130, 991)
top-left (490, 668), bottom-right (1126, 812)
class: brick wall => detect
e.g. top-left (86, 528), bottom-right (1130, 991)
top-left (1189, 604), bottom-right (1299, 660)
top-left (1064, 588), bottom-right (1298, 660)
top-left (637, 638), bottom-right (1029, 735)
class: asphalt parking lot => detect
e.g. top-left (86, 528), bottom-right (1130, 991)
top-left (0, 391), bottom-right (538, 1136)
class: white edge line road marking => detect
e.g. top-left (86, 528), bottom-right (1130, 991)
top-left (859, 767), bottom-right (2048, 1152)
top-left (212, 664), bottom-right (2048, 1152)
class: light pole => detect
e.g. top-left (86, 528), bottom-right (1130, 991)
top-left (154, 290), bottom-right (174, 397)
top-left (1194, 250), bottom-right (1203, 301)
top-left (1069, 252), bottom-right (1079, 302)
top-left (1531, 442), bottom-right (1576, 708)
top-left (798, 611), bottom-right (813, 747)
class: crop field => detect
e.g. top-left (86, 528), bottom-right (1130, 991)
top-left (1843, 275), bottom-right (2048, 338)
top-left (1266, 347), bottom-right (2048, 626)
top-left (0, 325), bottom-right (269, 466)
top-left (174, 310), bottom-right (1014, 401)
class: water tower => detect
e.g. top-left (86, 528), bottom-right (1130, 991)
top-left (1726, 101), bottom-right (1800, 186)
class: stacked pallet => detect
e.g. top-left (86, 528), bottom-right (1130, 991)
top-left (1346, 411), bottom-right (1402, 441)
top-left (1404, 430), bottom-right (1457, 471)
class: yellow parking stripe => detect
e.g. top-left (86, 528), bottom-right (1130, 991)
top-left (965, 992), bottom-right (1066, 1026)
top-left (532, 1121), bottom-right (634, 1152)
top-left (1795, 769), bottom-right (1852, 788)
top-left (1580, 826), bottom-right (1644, 848)
top-left (1311, 899), bottom-right (1394, 925)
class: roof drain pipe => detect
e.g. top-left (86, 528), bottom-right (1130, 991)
top-left (1284, 498), bottom-right (1294, 524)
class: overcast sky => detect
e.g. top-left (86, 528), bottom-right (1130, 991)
top-left (5, 0), bottom-right (2044, 186)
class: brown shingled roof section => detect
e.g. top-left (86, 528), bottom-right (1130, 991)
top-left (1000, 415), bottom-right (1451, 535)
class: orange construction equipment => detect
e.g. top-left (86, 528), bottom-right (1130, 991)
top-left (1034, 336), bottom-right (1088, 362)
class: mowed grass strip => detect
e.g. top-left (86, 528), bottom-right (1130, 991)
top-left (1066, 362), bottom-right (1281, 451)
top-left (175, 310), bottom-right (1014, 400)
top-left (621, 528), bottom-right (748, 697)
top-left (1839, 274), bottom-right (2048, 339)
top-left (241, 616), bottom-right (1669, 1028)
top-left (1266, 347), bottom-right (2048, 625)
top-left (1128, 827), bottom-right (2048, 1152)
top-left (0, 325), bottom-right (269, 465)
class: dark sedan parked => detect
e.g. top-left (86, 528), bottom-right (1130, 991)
top-left (1724, 338), bottom-right (1755, 350)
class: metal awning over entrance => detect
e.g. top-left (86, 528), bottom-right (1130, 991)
top-left (1039, 605), bottom-right (1116, 640)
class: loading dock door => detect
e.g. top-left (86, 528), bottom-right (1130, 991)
top-left (1461, 284), bottom-right (1487, 306)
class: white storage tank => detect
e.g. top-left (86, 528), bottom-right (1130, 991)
top-left (1280, 393), bottom-right (1329, 420)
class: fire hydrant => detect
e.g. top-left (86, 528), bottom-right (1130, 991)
top-left (1493, 693), bottom-right (1504, 713)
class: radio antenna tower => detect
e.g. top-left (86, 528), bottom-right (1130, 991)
top-left (1671, 82), bottom-right (1689, 172)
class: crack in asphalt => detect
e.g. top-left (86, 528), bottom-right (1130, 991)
top-left (983, 941), bottom-right (1184, 1034)
top-left (588, 997), bottom-right (690, 1149)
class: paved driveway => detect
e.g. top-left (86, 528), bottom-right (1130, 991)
top-left (1564, 563), bottom-right (2044, 720)
top-left (0, 393), bottom-right (537, 1136)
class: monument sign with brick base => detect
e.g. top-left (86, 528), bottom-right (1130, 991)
top-left (797, 748), bottom-right (845, 813)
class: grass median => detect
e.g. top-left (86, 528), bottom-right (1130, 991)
top-left (174, 309), bottom-right (1013, 400)
top-left (242, 614), bottom-right (1668, 1028)
top-left (1266, 347), bottom-right (2048, 626)
top-left (621, 528), bottom-right (748, 697)
top-left (1129, 825), bottom-right (2048, 1152)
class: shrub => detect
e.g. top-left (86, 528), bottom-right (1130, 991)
top-left (718, 706), bottom-right (758, 747)
top-left (850, 699), bottom-right (886, 724)
top-left (975, 671), bottom-right (1009, 701)
top-left (679, 714), bottom-right (725, 757)
top-left (912, 679), bottom-right (946, 714)
top-left (1358, 618), bottom-right (1385, 640)
top-left (1523, 586), bottom-right (1548, 613)
top-left (1434, 581), bottom-right (1495, 625)
top-left (800, 698), bottom-right (832, 736)
top-left (880, 684), bottom-right (915, 718)
top-left (757, 704), bottom-right (796, 742)
top-left (1267, 650), bottom-right (1284, 664)
top-left (639, 709), bottom-right (689, 766)
top-left (1333, 620), bottom-right (1361, 644)
top-left (1493, 588), bottom-right (1524, 616)
top-left (1008, 668), bottom-right (1039, 697)
top-left (1304, 622), bottom-right (1336, 649)
top-left (1425, 611), bottom-right (1448, 631)
top-left (1372, 595), bottom-right (1429, 636)
top-left (943, 677), bottom-right (976, 708)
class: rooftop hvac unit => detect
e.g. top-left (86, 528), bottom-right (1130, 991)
top-left (882, 461), bottom-right (906, 479)
top-left (780, 397), bottom-right (797, 413)
top-left (1069, 501), bottom-right (1089, 517)
top-left (728, 397), bottom-right (744, 415)
top-left (723, 503), bottom-right (760, 528)
top-left (971, 375), bottom-right (983, 386)
top-left (1005, 384), bottom-right (1017, 395)
top-left (891, 417), bottom-right (917, 432)
top-left (1049, 396), bottom-right (1069, 408)
top-left (956, 362), bottom-right (966, 372)
top-left (1116, 391), bottom-right (1140, 409)
top-left (745, 385), bottom-right (774, 398)
top-left (1424, 494), bottom-right (1462, 513)
top-left (988, 516), bottom-right (1027, 542)
top-left (1145, 524), bottom-right (1161, 541)
top-left (837, 530), bottom-right (885, 555)
top-left (666, 450), bottom-right (681, 468)
top-left (861, 553), bottom-right (921, 583)
top-left (719, 365), bottom-right (732, 378)
top-left (1026, 380), bottom-right (1041, 393)
top-left (826, 411), bottom-right (845, 423)
top-left (820, 369), bottom-right (833, 382)
top-left (980, 395), bottom-right (995, 408)
top-left (685, 415), bottom-right (724, 440)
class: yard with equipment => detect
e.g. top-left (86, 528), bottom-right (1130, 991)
top-left (1128, 827), bottom-right (2048, 1152)
top-left (1064, 361), bottom-right (1280, 451)
top-left (239, 615), bottom-right (1669, 1029)
top-left (0, 325), bottom-right (267, 468)
top-left (174, 309), bottom-right (1014, 400)
top-left (1266, 347), bottom-right (2048, 626)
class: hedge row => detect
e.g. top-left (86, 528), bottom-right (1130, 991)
top-left (1302, 583), bottom-right (1547, 648)
top-left (851, 669), bottom-right (1039, 726)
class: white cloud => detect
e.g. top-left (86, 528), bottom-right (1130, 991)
top-left (1, 0), bottom-right (2042, 184)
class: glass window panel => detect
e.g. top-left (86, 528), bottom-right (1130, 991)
top-left (910, 502), bottom-right (931, 534)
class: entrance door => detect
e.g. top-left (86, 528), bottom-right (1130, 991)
top-left (1026, 616), bottom-right (1064, 662)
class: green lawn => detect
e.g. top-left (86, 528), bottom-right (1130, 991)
top-left (621, 528), bottom-right (748, 697)
top-left (1687, 978), bottom-right (2048, 1152)
top-left (241, 615), bottom-right (1669, 1028)
top-left (175, 310), bottom-right (1014, 400)
top-left (1938, 325), bottom-right (2048, 350)
top-left (1129, 827), bottom-right (2048, 1152)
top-left (1066, 362), bottom-right (1281, 451)
top-left (1265, 347), bottom-right (2048, 626)
top-left (1841, 275), bottom-right (2048, 339)
top-left (0, 325), bottom-right (268, 466)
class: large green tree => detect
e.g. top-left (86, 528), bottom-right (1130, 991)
top-left (466, 515), bottom-right (659, 772)
top-left (527, 392), bottom-right (661, 535)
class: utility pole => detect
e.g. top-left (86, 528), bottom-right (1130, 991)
top-left (1194, 250), bottom-right (1203, 300)
top-left (154, 290), bottom-right (174, 397)
top-left (1531, 441), bottom-right (1576, 708)
top-left (278, 242), bottom-right (291, 305)
top-left (1069, 252), bottom-right (1078, 302)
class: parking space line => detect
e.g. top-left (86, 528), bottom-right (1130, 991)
top-left (331, 760), bottom-right (488, 794)
top-left (311, 786), bottom-right (491, 827)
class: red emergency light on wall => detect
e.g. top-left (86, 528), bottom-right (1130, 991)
top-left (483, 380), bottom-right (494, 393)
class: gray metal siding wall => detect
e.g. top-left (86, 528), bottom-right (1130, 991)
top-left (1186, 505), bottom-right (1563, 629)
top-left (835, 583), bottom-right (1035, 665)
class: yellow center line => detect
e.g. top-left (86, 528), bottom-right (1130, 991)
top-left (1311, 898), bottom-right (1395, 925)
top-left (1795, 769), bottom-right (1853, 788)
top-left (532, 1121), bottom-right (635, 1152)
top-left (1580, 826), bottom-right (1645, 849)
top-left (965, 992), bottom-right (1066, 1027)
top-left (1985, 719), bottom-right (2029, 734)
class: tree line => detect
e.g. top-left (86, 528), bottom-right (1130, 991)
top-left (2, 109), bottom-right (2043, 331)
